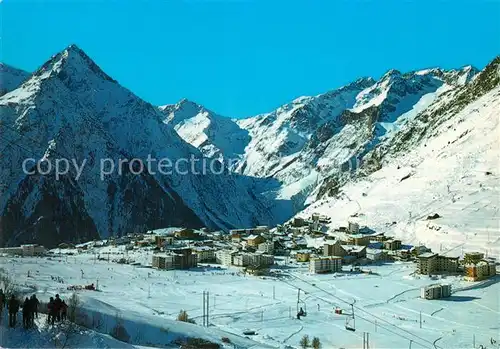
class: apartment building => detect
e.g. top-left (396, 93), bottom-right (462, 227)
top-left (323, 240), bottom-right (347, 257)
top-left (152, 251), bottom-right (197, 270)
top-left (420, 284), bottom-right (451, 300)
top-left (309, 256), bottom-right (342, 274)
top-left (465, 260), bottom-right (497, 281)
top-left (417, 253), bottom-right (459, 275)
top-left (215, 249), bottom-right (237, 266)
top-left (384, 239), bottom-right (402, 251)
top-left (233, 252), bottom-right (274, 268)
top-left (258, 242), bottom-right (275, 255)
top-left (192, 246), bottom-right (216, 262)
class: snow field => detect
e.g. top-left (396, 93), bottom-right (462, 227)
top-left (2, 252), bottom-right (498, 349)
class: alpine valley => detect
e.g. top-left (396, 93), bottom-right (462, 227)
top-left (1, 45), bottom-right (498, 252)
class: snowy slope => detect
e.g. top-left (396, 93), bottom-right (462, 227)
top-left (299, 68), bottom-right (500, 257)
top-left (0, 45), bottom-right (283, 247)
top-left (0, 63), bottom-right (29, 96)
top-left (159, 99), bottom-right (250, 166)
top-left (3, 251), bottom-right (499, 349)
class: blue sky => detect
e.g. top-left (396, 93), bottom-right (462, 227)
top-left (1, 1), bottom-right (499, 118)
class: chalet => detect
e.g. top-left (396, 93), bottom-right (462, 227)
top-left (246, 234), bottom-right (266, 247)
top-left (347, 234), bottom-right (371, 246)
top-left (323, 240), bottom-right (347, 257)
top-left (294, 250), bottom-right (311, 262)
top-left (341, 245), bottom-right (367, 259)
top-left (155, 236), bottom-right (174, 248)
top-left (366, 248), bottom-right (385, 261)
top-left (384, 239), bottom-right (402, 251)
top-left (175, 229), bottom-right (200, 240)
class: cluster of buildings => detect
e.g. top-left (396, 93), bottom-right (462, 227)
top-left (463, 252), bottom-right (497, 281)
top-left (147, 226), bottom-right (274, 273)
top-left (415, 251), bottom-right (497, 281)
top-left (0, 244), bottom-right (46, 257)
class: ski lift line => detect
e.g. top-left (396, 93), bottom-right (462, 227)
top-left (288, 273), bottom-right (439, 348)
top-left (283, 281), bottom-right (433, 349)
top-left (277, 277), bottom-right (432, 348)
top-left (281, 273), bottom-right (439, 349)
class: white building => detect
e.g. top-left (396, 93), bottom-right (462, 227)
top-left (0, 245), bottom-right (46, 257)
top-left (309, 256), bottom-right (342, 274)
top-left (215, 249), bottom-right (237, 266)
top-left (366, 248), bottom-right (384, 261)
top-left (348, 222), bottom-right (360, 234)
top-left (258, 242), bottom-right (275, 254)
top-left (233, 252), bottom-right (274, 268)
top-left (420, 284), bottom-right (452, 300)
top-left (192, 246), bottom-right (216, 262)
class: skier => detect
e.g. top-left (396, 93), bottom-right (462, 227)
top-left (7, 294), bottom-right (20, 328)
top-left (22, 297), bottom-right (32, 328)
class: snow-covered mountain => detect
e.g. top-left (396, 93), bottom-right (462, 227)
top-left (0, 45), bottom-right (283, 247)
top-left (0, 63), bottom-right (30, 96)
top-left (300, 58), bottom-right (500, 257)
top-left (159, 99), bottom-right (250, 167)
top-left (162, 63), bottom-right (488, 210)
top-left (164, 57), bottom-right (499, 256)
top-left (1, 44), bottom-right (497, 249)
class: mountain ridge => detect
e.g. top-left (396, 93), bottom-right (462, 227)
top-left (1, 44), bottom-right (497, 247)
top-left (0, 45), bottom-right (283, 247)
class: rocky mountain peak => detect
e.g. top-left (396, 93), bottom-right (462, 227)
top-left (32, 44), bottom-right (116, 85)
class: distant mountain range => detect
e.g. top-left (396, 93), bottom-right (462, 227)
top-left (1, 45), bottom-right (498, 247)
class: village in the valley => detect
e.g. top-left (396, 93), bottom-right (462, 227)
top-left (1, 212), bottom-right (498, 349)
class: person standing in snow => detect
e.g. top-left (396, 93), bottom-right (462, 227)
top-left (30, 295), bottom-right (40, 326)
top-left (22, 297), bottom-right (32, 328)
top-left (60, 300), bottom-right (67, 321)
top-left (47, 297), bottom-right (56, 325)
top-left (54, 294), bottom-right (62, 322)
top-left (31, 295), bottom-right (40, 319)
top-left (0, 289), bottom-right (4, 324)
top-left (7, 294), bottom-right (20, 328)
top-left (0, 289), bottom-right (5, 308)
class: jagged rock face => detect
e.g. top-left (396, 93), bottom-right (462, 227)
top-left (0, 63), bottom-right (29, 96)
top-left (0, 45), bottom-right (279, 247)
